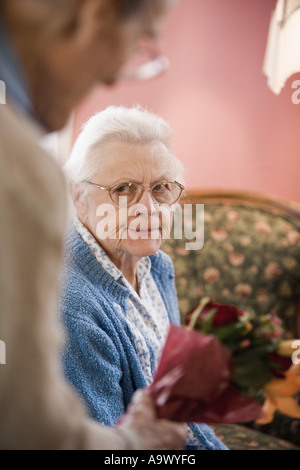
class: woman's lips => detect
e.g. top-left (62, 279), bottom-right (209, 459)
top-left (128, 228), bottom-right (160, 232)
top-left (127, 227), bottom-right (161, 236)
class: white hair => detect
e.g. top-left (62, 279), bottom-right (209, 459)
top-left (63, 105), bottom-right (184, 184)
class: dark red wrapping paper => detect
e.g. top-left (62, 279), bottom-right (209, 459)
top-left (149, 324), bottom-right (264, 424)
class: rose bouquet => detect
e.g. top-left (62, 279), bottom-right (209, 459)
top-left (149, 297), bottom-right (300, 424)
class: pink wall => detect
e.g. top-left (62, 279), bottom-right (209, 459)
top-left (72, 0), bottom-right (300, 202)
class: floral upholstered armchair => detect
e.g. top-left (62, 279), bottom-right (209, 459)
top-left (162, 189), bottom-right (300, 450)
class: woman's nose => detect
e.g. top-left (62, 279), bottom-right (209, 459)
top-left (137, 189), bottom-right (157, 215)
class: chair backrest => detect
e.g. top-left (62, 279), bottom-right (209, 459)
top-left (162, 189), bottom-right (300, 338)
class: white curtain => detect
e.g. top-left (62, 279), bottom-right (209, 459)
top-left (263, 0), bottom-right (300, 94)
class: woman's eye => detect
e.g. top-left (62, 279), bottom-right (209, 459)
top-left (153, 183), bottom-right (167, 192)
top-left (115, 184), bottom-right (132, 193)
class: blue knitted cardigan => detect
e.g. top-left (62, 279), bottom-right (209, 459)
top-left (60, 229), bottom-right (227, 450)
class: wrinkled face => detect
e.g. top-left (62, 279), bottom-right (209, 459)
top-left (79, 141), bottom-right (179, 261)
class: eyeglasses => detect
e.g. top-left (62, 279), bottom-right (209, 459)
top-left (118, 35), bottom-right (169, 82)
top-left (84, 180), bottom-right (184, 206)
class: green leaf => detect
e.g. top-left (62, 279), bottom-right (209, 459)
top-left (188, 297), bottom-right (211, 330)
top-left (209, 323), bottom-right (245, 352)
top-left (232, 351), bottom-right (273, 396)
top-left (200, 308), bottom-right (218, 333)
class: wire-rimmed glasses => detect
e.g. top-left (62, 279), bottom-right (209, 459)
top-left (84, 180), bottom-right (184, 206)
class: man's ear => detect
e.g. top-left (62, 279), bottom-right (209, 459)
top-left (3, 0), bottom-right (119, 37)
top-left (65, 0), bottom-right (120, 40)
top-left (1, 0), bottom-right (79, 32)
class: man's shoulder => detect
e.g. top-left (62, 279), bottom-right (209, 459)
top-left (0, 103), bottom-right (62, 178)
top-left (0, 103), bottom-right (67, 224)
top-left (0, 102), bottom-right (43, 149)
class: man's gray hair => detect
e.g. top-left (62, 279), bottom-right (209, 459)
top-left (64, 105), bottom-right (184, 184)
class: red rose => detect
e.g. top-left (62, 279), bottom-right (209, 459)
top-left (205, 301), bottom-right (240, 327)
top-left (186, 299), bottom-right (240, 328)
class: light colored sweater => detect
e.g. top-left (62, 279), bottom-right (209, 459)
top-left (0, 102), bottom-right (142, 450)
top-left (60, 228), bottom-right (228, 450)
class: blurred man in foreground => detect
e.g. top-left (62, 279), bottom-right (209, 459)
top-left (0, 0), bottom-right (187, 450)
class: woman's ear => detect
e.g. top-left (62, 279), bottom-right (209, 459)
top-left (70, 182), bottom-right (88, 223)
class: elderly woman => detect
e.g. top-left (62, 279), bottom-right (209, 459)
top-left (61, 105), bottom-right (227, 450)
